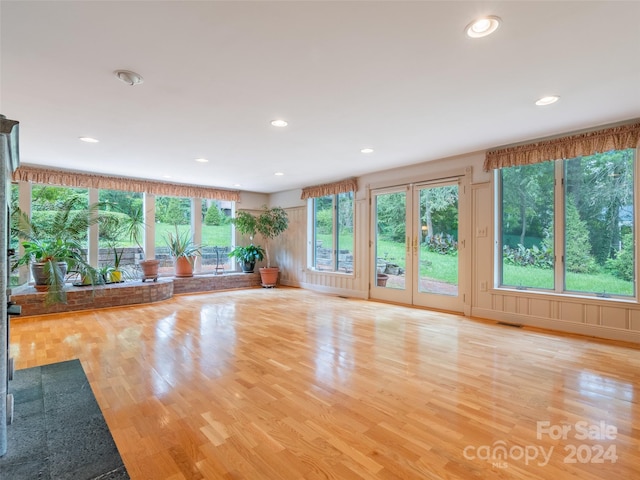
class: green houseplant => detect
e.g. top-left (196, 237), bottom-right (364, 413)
top-left (232, 205), bottom-right (288, 286)
top-left (101, 203), bottom-right (158, 280)
top-left (109, 247), bottom-right (124, 282)
top-left (11, 196), bottom-right (103, 304)
top-left (165, 225), bottom-right (201, 277)
top-left (228, 244), bottom-right (265, 273)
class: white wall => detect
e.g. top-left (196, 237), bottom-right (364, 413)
top-left (237, 191), bottom-right (269, 210)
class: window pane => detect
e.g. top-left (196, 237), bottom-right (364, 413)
top-left (564, 150), bottom-right (635, 296)
top-left (155, 195), bottom-right (192, 276)
top-left (98, 190), bottom-right (144, 274)
top-left (201, 199), bottom-right (233, 273)
top-left (313, 195), bottom-right (334, 271)
top-left (31, 185), bottom-right (89, 245)
top-left (500, 162), bottom-right (554, 289)
top-left (419, 184), bottom-right (458, 296)
top-left (375, 191), bottom-right (406, 290)
top-left (30, 185), bottom-right (89, 282)
top-left (336, 192), bottom-right (354, 273)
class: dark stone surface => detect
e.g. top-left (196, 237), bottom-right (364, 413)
top-left (0, 359), bottom-right (130, 480)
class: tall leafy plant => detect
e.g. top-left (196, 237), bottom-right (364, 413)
top-left (232, 205), bottom-right (288, 268)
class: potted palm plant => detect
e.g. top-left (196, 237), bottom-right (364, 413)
top-left (11, 196), bottom-right (103, 304)
top-left (228, 244), bottom-right (265, 273)
top-left (232, 205), bottom-right (288, 287)
top-left (165, 225), bottom-right (201, 277)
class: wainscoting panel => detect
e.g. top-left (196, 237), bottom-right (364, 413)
top-left (530, 298), bottom-right (551, 318)
top-left (630, 310), bottom-right (640, 330)
top-left (559, 302), bottom-right (584, 323)
top-left (473, 290), bottom-right (640, 343)
top-left (275, 205), bottom-right (306, 287)
top-left (601, 306), bottom-right (628, 329)
top-left (278, 201), bottom-right (369, 298)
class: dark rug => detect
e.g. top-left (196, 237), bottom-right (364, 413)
top-left (0, 359), bottom-right (130, 479)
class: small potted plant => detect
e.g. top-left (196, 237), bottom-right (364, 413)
top-left (228, 244), bottom-right (265, 273)
top-left (110, 247), bottom-right (124, 282)
top-left (165, 225), bottom-right (201, 277)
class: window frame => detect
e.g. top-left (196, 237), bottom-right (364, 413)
top-left (12, 181), bottom-right (237, 284)
top-left (496, 149), bottom-right (637, 301)
top-left (308, 192), bottom-right (355, 275)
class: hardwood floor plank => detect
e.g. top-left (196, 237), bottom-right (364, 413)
top-left (8, 287), bottom-right (640, 479)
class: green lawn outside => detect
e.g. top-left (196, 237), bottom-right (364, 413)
top-left (126, 227), bottom-right (634, 296)
top-left (99, 222), bottom-right (232, 248)
top-left (154, 223), bottom-right (232, 248)
top-left (501, 264), bottom-right (633, 296)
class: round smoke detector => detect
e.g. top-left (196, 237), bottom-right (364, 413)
top-left (114, 70), bottom-right (144, 86)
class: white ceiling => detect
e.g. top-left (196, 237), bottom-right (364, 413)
top-left (2, 1), bottom-right (639, 194)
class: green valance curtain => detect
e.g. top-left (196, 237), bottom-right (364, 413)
top-left (484, 121), bottom-right (640, 171)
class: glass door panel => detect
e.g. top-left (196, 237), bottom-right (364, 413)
top-left (371, 188), bottom-right (412, 303)
top-left (371, 181), bottom-right (464, 312)
top-left (417, 184), bottom-right (459, 296)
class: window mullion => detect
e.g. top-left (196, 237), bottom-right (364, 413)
top-left (333, 195), bottom-right (338, 270)
top-left (555, 161), bottom-right (565, 293)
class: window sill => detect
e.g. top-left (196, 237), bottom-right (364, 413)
top-left (306, 268), bottom-right (355, 278)
top-left (492, 286), bottom-right (638, 305)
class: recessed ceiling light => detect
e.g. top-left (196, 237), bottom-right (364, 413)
top-left (114, 70), bottom-right (144, 86)
top-left (465, 16), bottom-right (501, 38)
top-left (79, 137), bottom-right (99, 143)
top-left (361, 148), bottom-right (374, 154)
top-left (271, 119), bottom-right (288, 127)
top-left (194, 158), bottom-right (208, 163)
top-left (535, 95), bottom-right (560, 106)
top-left (274, 172), bottom-right (284, 176)
top-left (233, 183), bottom-right (241, 187)
top-left (162, 175), bottom-right (172, 179)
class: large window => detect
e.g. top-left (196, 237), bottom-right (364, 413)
top-left (155, 195), bottom-right (192, 275)
top-left (12, 180), bottom-right (237, 285)
top-left (98, 189), bottom-right (144, 273)
top-left (200, 199), bottom-right (233, 273)
top-left (499, 149), bottom-right (635, 297)
top-left (312, 192), bottom-right (354, 273)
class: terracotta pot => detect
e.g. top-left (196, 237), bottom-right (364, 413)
top-left (259, 267), bottom-right (279, 287)
top-left (377, 273), bottom-right (389, 287)
top-left (139, 259), bottom-right (160, 279)
top-left (174, 256), bottom-right (195, 278)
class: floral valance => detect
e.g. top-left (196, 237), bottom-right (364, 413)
top-left (484, 121), bottom-right (640, 171)
top-left (13, 164), bottom-right (240, 201)
top-left (301, 177), bottom-right (358, 200)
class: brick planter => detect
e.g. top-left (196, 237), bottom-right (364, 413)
top-left (10, 279), bottom-right (174, 317)
top-left (172, 272), bottom-right (261, 295)
top-left (10, 273), bottom-right (263, 317)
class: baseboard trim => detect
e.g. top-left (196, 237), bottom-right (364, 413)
top-left (471, 307), bottom-right (640, 343)
top-left (298, 282), bottom-right (368, 299)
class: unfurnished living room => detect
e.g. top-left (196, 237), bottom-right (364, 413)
top-left (1, 1), bottom-right (639, 479)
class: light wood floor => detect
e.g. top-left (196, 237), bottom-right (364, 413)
top-left (9, 287), bottom-right (640, 479)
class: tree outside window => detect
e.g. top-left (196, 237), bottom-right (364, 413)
top-left (500, 149), bottom-right (635, 297)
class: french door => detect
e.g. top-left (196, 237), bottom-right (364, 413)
top-left (370, 180), bottom-right (465, 312)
